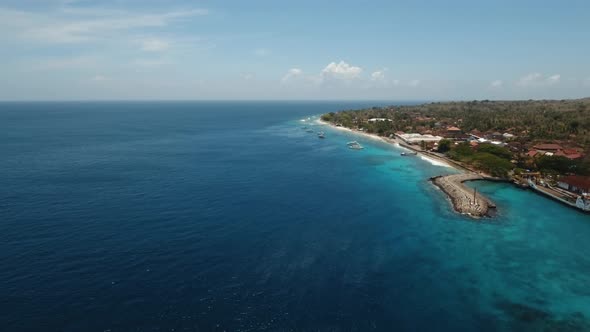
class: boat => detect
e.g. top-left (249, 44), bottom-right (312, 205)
top-left (576, 194), bottom-right (590, 211)
top-left (527, 178), bottom-right (537, 189)
top-left (317, 132), bottom-right (325, 139)
top-left (347, 141), bottom-right (364, 150)
top-left (400, 151), bottom-right (417, 156)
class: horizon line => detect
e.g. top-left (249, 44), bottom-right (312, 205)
top-left (0, 97), bottom-right (588, 103)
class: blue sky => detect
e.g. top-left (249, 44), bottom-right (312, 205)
top-left (1, 0), bottom-right (589, 100)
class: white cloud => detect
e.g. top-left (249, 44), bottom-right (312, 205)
top-left (0, 7), bottom-right (208, 44)
top-left (281, 68), bottom-right (303, 83)
top-left (141, 38), bottom-right (169, 52)
top-left (241, 72), bottom-right (255, 80)
top-left (547, 74), bottom-right (561, 85)
top-left (517, 72), bottom-right (561, 87)
top-left (320, 61), bottom-right (362, 81)
top-left (518, 72), bottom-right (542, 86)
top-left (253, 48), bottom-right (270, 57)
top-left (368, 69), bottom-right (402, 88)
top-left (282, 62), bottom-right (423, 89)
top-left (370, 70), bottom-right (386, 82)
top-left (490, 80), bottom-right (503, 88)
top-left (408, 79), bottom-right (420, 87)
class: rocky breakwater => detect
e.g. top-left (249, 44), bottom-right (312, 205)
top-left (430, 173), bottom-right (497, 218)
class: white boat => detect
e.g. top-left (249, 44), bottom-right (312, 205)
top-left (400, 151), bottom-right (417, 156)
top-left (347, 141), bottom-right (364, 150)
top-left (576, 194), bottom-right (590, 211)
top-left (527, 178), bottom-right (537, 189)
top-left (317, 132), bottom-right (325, 138)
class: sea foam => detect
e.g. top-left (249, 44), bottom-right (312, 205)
top-left (420, 155), bottom-right (452, 168)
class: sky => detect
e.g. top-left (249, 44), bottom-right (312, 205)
top-left (1, 0), bottom-right (589, 101)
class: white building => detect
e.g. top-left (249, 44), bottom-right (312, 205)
top-left (398, 133), bottom-right (443, 144)
top-left (368, 118), bottom-right (392, 122)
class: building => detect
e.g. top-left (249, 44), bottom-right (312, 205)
top-left (533, 143), bottom-right (562, 153)
top-left (367, 118), bottom-right (392, 122)
top-left (397, 133), bottom-right (443, 144)
top-left (507, 141), bottom-right (524, 152)
top-left (487, 132), bottom-right (504, 140)
top-left (555, 149), bottom-right (583, 160)
top-left (444, 126), bottom-right (462, 138)
top-left (447, 126), bottom-right (461, 133)
top-left (557, 176), bottom-right (590, 194)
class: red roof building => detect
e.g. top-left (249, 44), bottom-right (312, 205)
top-left (555, 150), bottom-right (583, 160)
top-left (557, 176), bottom-right (590, 194)
top-left (533, 144), bottom-right (563, 152)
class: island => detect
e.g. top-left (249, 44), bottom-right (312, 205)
top-left (321, 98), bottom-right (590, 216)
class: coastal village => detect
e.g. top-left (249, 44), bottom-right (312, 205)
top-left (321, 99), bottom-right (590, 216)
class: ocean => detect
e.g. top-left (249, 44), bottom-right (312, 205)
top-left (1, 101), bottom-right (590, 331)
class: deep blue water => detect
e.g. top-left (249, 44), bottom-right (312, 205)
top-left (2, 101), bottom-right (590, 331)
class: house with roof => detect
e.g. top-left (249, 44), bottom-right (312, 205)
top-left (533, 143), bottom-right (563, 153)
top-left (557, 176), bottom-right (590, 195)
top-left (554, 149), bottom-right (583, 160)
top-left (367, 118), bottom-right (392, 122)
top-left (487, 132), bottom-right (504, 141)
top-left (531, 144), bottom-right (583, 160)
top-left (443, 126), bottom-right (462, 139)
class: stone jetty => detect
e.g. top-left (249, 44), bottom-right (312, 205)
top-left (430, 173), bottom-right (496, 218)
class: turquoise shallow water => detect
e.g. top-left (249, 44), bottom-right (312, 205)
top-left (1, 101), bottom-right (590, 331)
top-left (307, 117), bottom-right (590, 331)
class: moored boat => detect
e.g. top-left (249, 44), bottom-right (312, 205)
top-left (347, 141), bottom-right (364, 150)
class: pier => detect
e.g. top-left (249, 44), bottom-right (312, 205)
top-left (430, 173), bottom-right (497, 218)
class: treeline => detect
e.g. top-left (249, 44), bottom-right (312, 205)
top-left (322, 98), bottom-right (590, 147)
top-left (446, 142), bottom-right (590, 178)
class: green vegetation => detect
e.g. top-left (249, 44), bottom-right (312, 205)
top-left (324, 98), bottom-right (590, 148)
top-left (448, 143), bottom-right (514, 178)
top-left (437, 139), bottom-right (452, 153)
top-left (535, 155), bottom-right (590, 176)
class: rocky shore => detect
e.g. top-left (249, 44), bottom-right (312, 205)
top-left (430, 173), bottom-right (497, 218)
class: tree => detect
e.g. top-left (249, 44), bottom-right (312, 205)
top-left (438, 139), bottom-right (452, 153)
top-left (536, 155), bottom-right (577, 174)
top-left (477, 144), bottom-right (512, 160)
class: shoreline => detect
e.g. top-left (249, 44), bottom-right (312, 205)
top-left (316, 118), bottom-right (458, 169)
top-left (317, 118), bottom-right (499, 218)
